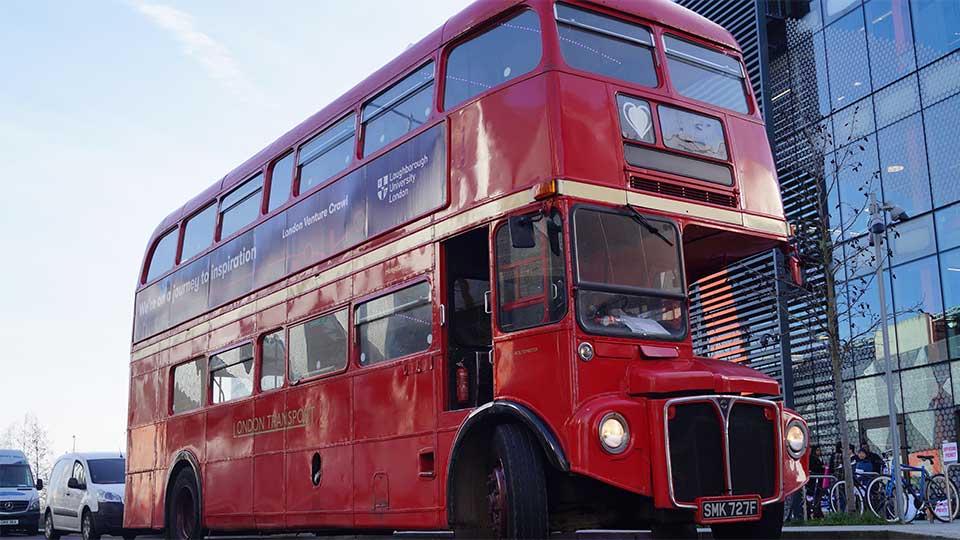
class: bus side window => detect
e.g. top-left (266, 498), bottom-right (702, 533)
top-left (259, 330), bottom-right (286, 391)
top-left (145, 227), bottom-right (178, 283)
top-left (443, 9), bottom-right (543, 110)
top-left (355, 282), bottom-right (432, 365)
top-left (210, 343), bottom-right (255, 404)
top-left (267, 152), bottom-right (295, 212)
top-left (288, 310), bottom-right (349, 381)
top-left (219, 173), bottom-right (264, 240)
top-left (362, 62), bottom-right (434, 157)
top-left (180, 203), bottom-right (216, 262)
top-left (171, 358), bottom-right (205, 414)
top-left (495, 210), bottom-right (566, 332)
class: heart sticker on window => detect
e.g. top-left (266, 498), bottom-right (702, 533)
top-left (623, 101), bottom-right (652, 140)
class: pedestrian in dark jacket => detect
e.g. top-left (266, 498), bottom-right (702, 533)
top-left (808, 445), bottom-right (825, 518)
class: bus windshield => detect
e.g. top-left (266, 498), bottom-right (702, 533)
top-left (573, 207), bottom-right (686, 340)
top-left (0, 464), bottom-right (34, 488)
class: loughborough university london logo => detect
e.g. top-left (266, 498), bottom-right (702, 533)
top-left (377, 174), bottom-right (389, 201)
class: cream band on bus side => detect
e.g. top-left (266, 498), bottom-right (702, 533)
top-left (234, 404), bottom-right (316, 438)
top-left (131, 180), bottom-right (788, 361)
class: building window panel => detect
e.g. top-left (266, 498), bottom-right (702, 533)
top-left (924, 94), bottom-right (960, 208)
top-left (910, 0), bottom-right (960, 67)
top-left (889, 213), bottom-right (936, 265)
top-left (891, 256), bottom-right (945, 368)
top-left (832, 98), bottom-right (874, 147)
top-left (826, 7), bottom-right (871, 110)
top-left (941, 249), bottom-right (960, 360)
top-left (856, 374), bottom-right (902, 418)
top-left (836, 139), bottom-right (879, 239)
top-left (936, 204), bottom-right (960, 252)
top-left (919, 51), bottom-right (960, 107)
top-left (873, 74), bottom-right (920, 129)
top-left (864, 0), bottom-right (916, 89)
top-left (877, 113), bottom-right (931, 218)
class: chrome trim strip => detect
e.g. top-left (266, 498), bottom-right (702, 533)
top-left (662, 395), bottom-right (783, 509)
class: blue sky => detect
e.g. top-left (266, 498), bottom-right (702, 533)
top-left (0, 0), bottom-right (471, 460)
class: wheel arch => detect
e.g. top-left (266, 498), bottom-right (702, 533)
top-left (162, 449), bottom-right (202, 530)
top-left (445, 400), bottom-right (568, 527)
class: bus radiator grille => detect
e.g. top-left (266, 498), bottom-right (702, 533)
top-left (667, 402), bottom-right (725, 504)
top-left (728, 402), bottom-right (777, 499)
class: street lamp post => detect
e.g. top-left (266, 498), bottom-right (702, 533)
top-left (868, 191), bottom-right (906, 521)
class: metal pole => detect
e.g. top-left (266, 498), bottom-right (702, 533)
top-left (870, 192), bottom-right (905, 522)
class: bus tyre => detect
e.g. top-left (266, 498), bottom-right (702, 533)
top-left (483, 424), bottom-right (549, 539)
top-left (166, 469), bottom-right (202, 540)
top-left (82, 509), bottom-right (101, 540)
top-left (710, 502), bottom-right (784, 540)
top-left (44, 510), bottom-right (61, 540)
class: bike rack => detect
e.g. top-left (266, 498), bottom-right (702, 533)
top-left (801, 474), bottom-right (839, 520)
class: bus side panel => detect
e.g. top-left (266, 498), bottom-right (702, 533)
top-left (352, 357), bottom-right (439, 523)
top-left (252, 390), bottom-right (286, 528)
top-left (444, 76), bottom-right (552, 214)
top-left (284, 377), bottom-right (354, 527)
top-left (123, 471), bottom-right (155, 529)
top-left (203, 399), bottom-right (255, 529)
top-left (494, 328), bottom-right (572, 436)
top-left (727, 116), bottom-right (784, 218)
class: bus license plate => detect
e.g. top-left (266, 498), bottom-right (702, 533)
top-left (0, 520), bottom-right (18, 525)
top-left (696, 495), bottom-right (761, 524)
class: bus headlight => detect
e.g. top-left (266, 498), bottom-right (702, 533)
top-left (785, 420), bottom-right (807, 459)
top-left (599, 412), bottom-right (629, 454)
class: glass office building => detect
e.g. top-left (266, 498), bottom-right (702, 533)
top-left (680, 0), bottom-right (960, 469)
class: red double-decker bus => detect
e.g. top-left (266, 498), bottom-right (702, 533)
top-left (121, 1), bottom-right (809, 539)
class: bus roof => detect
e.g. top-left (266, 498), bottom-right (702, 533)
top-left (147, 0), bottom-right (739, 243)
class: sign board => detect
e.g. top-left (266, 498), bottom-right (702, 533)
top-left (944, 441), bottom-right (958, 464)
top-left (134, 123), bottom-right (447, 342)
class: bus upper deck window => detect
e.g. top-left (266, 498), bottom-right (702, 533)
top-left (220, 173), bottom-right (264, 240)
top-left (145, 227), bottom-right (178, 283)
top-left (298, 114), bottom-right (356, 195)
top-left (443, 10), bottom-right (542, 110)
top-left (180, 203), bottom-right (216, 262)
top-left (663, 35), bottom-right (749, 114)
top-left (267, 152), bottom-right (295, 212)
top-left (555, 3), bottom-right (658, 88)
top-left (362, 63), bottom-right (434, 157)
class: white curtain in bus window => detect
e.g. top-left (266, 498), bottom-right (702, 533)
top-left (362, 63), bottom-right (434, 157)
top-left (288, 310), bottom-right (348, 381)
top-left (443, 10), bottom-right (542, 110)
top-left (355, 282), bottom-right (432, 365)
top-left (555, 3), bottom-right (657, 88)
top-left (260, 330), bottom-right (286, 391)
top-left (663, 35), bottom-right (749, 114)
top-left (210, 343), bottom-right (254, 404)
top-left (657, 105), bottom-right (728, 161)
top-left (298, 114), bottom-right (356, 194)
top-left (172, 358), bottom-right (204, 414)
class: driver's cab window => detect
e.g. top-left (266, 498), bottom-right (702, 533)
top-left (495, 209), bottom-right (566, 331)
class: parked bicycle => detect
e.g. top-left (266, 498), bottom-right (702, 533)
top-left (829, 470), bottom-right (874, 514)
top-left (866, 454), bottom-right (960, 522)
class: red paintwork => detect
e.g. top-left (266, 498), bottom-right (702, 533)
top-left (126, 0), bottom-right (808, 534)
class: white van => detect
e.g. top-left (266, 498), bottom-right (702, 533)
top-left (44, 453), bottom-right (132, 540)
top-left (0, 448), bottom-right (42, 535)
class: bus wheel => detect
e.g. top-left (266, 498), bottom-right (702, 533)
top-left (710, 502), bottom-right (783, 540)
top-left (484, 424), bottom-right (549, 539)
top-left (166, 469), bottom-right (202, 539)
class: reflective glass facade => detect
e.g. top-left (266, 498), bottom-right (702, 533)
top-left (682, 0), bottom-right (960, 471)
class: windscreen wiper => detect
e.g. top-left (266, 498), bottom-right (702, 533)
top-left (625, 204), bottom-right (674, 246)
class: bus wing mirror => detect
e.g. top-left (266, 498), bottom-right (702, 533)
top-left (789, 254), bottom-right (803, 287)
top-left (508, 215), bottom-right (536, 249)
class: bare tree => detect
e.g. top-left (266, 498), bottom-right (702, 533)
top-left (3, 413), bottom-right (53, 483)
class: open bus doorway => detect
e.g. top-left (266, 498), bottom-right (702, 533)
top-left (442, 227), bottom-right (493, 410)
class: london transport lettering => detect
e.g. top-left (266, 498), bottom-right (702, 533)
top-left (234, 405), bottom-right (317, 438)
top-left (134, 123), bottom-right (446, 341)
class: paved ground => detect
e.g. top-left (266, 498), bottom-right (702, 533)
top-left (6, 522), bottom-right (960, 540)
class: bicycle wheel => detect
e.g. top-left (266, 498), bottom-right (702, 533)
top-left (925, 474), bottom-right (960, 522)
top-left (830, 480), bottom-right (864, 514)
top-left (866, 475), bottom-right (899, 522)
